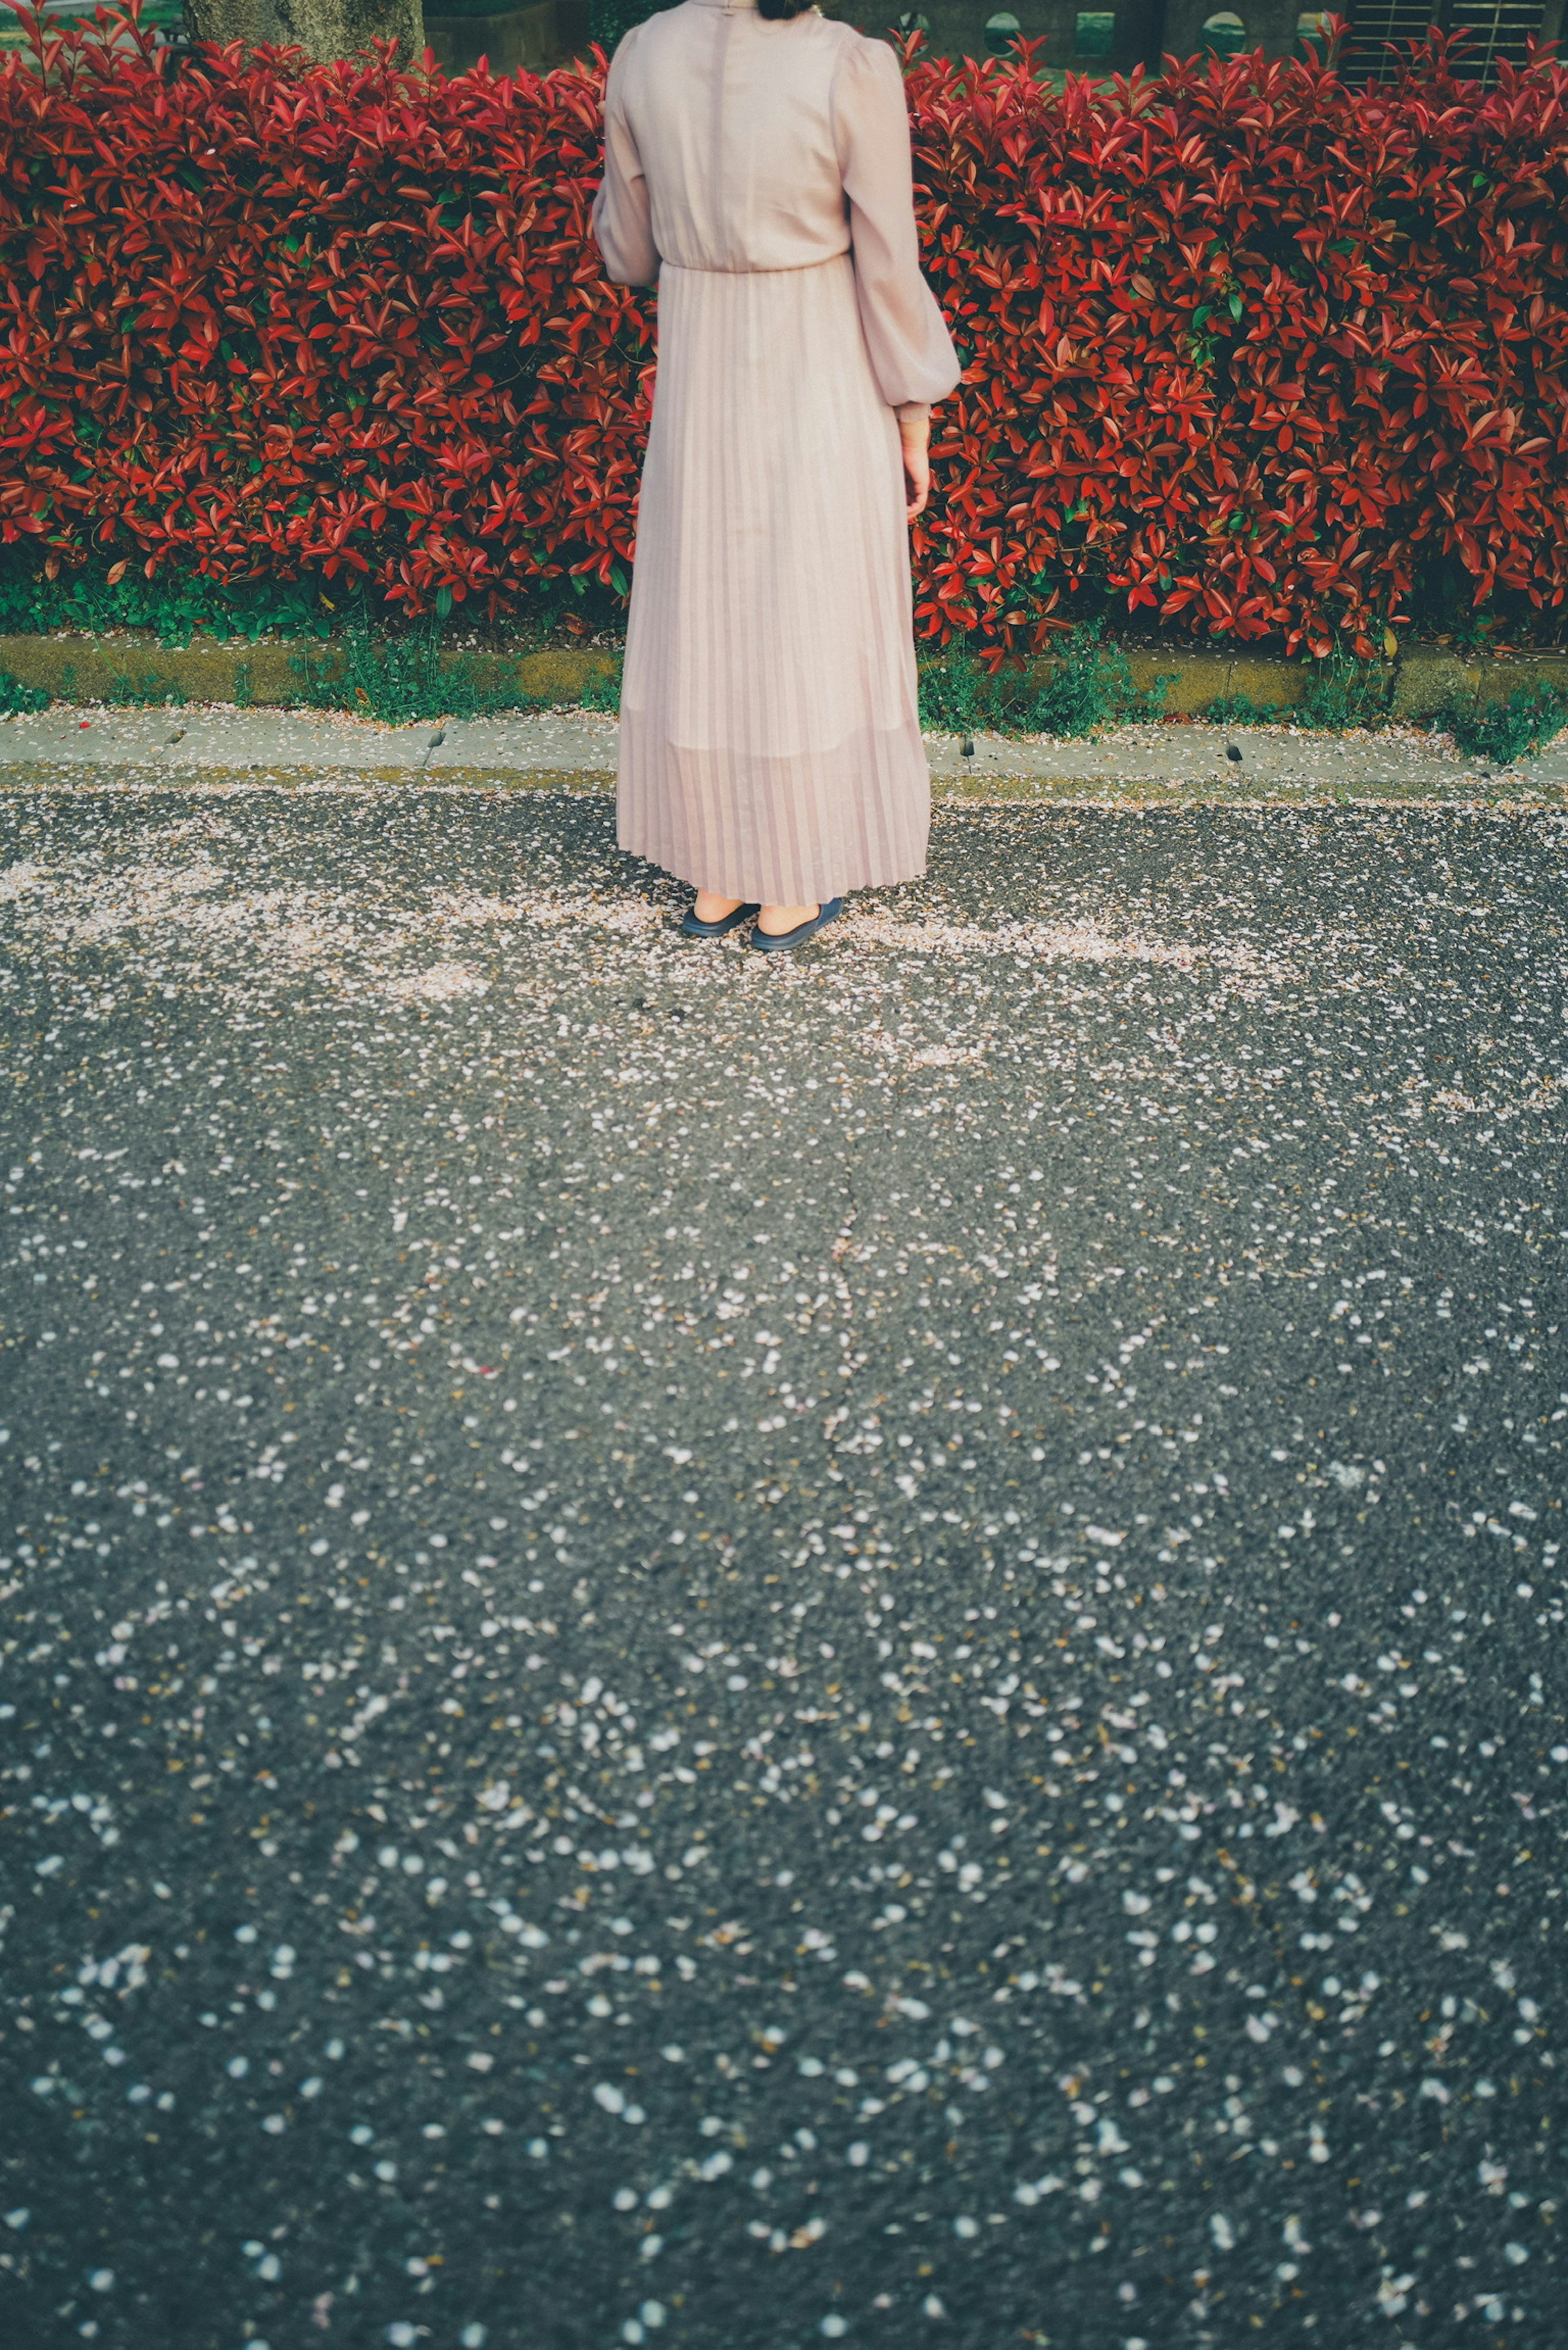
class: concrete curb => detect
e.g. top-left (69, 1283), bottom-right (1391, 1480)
top-left (1094, 645), bottom-right (1568, 719)
top-left (1383, 646), bottom-right (1568, 720)
top-left (2, 631), bottom-right (1566, 720)
top-left (0, 633), bottom-right (618, 711)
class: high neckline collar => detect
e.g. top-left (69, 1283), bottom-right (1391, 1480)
top-left (689, 0), bottom-right (762, 10)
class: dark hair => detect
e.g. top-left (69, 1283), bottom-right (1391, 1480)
top-left (756, 0), bottom-right (815, 16)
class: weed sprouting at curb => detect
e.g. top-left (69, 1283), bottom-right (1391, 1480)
top-left (1202, 654), bottom-right (1389, 732)
top-left (1204, 691), bottom-right (1285, 726)
top-left (1031, 625), bottom-right (1174, 738)
top-left (1296, 653), bottom-right (1389, 730)
top-left (0, 668), bottom-right (50, 715)
top-left (918, 625), bottom-right (1173, 740)
top-left (1197, 659), bottom-right (1568, 760)
top-left (1438, 681), bottom-right (1568, 764)
top-left (916, 650), bottom-right (990, 736)
top-left (290, 627), bottom-right (540, 724)
top-left (107, 670), bottom-right (188, 709)
top-left (579, 654), bottom-right (624, 715)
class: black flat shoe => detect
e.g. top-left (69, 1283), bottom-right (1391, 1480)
top-left (750, 898), bottom-right (844, 953)
top-left (681, 901), bottom-right (760, 938)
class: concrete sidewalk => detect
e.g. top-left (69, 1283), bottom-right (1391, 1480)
top-left (3, 699), bottom-right (1566, 797)
top-left (2, 624), bottom-right (1565, 728)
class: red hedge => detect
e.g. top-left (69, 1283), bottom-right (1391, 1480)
top-left (1, 10), bottom-right (1566, 655)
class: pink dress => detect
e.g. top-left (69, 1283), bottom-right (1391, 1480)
top-left (592, 0), bottom-right (959, 907)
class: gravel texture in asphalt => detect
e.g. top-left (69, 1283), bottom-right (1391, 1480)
top-left (2, 785), bottom-right (1565, 2350)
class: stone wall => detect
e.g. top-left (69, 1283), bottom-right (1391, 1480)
top-left (184, 0), bottom-right (425, 62)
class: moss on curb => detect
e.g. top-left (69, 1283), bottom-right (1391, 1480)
top-left (0, 635), bottom-right (618, 712)
top-left (2, 629), bottom-right (1567, 737)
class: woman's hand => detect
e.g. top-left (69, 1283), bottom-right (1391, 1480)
top-left (900, 415), bottom-right (931, 521)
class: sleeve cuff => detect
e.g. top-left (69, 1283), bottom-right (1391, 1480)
top-left (894, 402), bottom-right (931, 424)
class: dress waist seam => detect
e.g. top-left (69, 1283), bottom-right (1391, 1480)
top-left (659, 251), bottom-right (852, 279)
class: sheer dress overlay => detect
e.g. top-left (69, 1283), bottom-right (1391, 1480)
top-left (593, 0), bottom-right (959, 904)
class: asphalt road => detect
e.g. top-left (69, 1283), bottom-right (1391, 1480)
top-left (2, 783), bottom-right (1564, 2350)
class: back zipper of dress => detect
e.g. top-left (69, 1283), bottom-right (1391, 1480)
top-left (710, 2), bottom-right (738, 272)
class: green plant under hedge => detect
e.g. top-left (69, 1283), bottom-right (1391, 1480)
top-left (107, 668), bottom-right (187, 708)
top-left (1203, 666), bottom-right (1568, 756)
top-left (579, 653), bottom-right (624, 714)
top-left (4, 614), bottom-right (1563, 760)
top-left (1296, 653), bottom-right (1390, 730)
top-left (290, 627), bottom-right (539, 725)
top-left (1202, 691), bottom-right (1285, 725)
top-left (0, 667), bottom-right (49, 714)
top-left (0, 547), bottom-right (326, 646)
top-left (0, 544), bottom-right (626, 652)
top-left (1203, 653), bottom-right (1390, 731)
top-left (918, 624), bottom-right (1172, 739)
top-left (1439, 682), bottom-right (1568, 764)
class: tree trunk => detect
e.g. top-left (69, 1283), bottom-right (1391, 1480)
top-left (184, 0), bottom-right (426, 66)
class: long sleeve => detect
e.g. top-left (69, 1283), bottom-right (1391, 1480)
top-left (593, 32), bottom-right (660, 289)
top-left (831, 37), bottom-right (959, 412)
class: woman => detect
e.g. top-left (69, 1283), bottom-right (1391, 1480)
top-left (592, 0), bottom-right (959, 951)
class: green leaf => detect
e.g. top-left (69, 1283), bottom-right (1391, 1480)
top-left (1227, 290), bottom-right (1243, 321)
top-left (435, 586), bottom-right (453, 619)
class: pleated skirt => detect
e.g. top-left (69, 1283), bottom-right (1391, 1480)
top-left (617, 252), bottom-right (929, 907)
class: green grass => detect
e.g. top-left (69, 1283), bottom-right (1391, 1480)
top-left (289, 627), bottom-right (541, 724)
top-left (0, 669), bottom-right (49, 715)
top-left (1439, 682), bottom-right (1568, 764)
top-left (107, 669), bottom-right (187, 708)
top-left (1296, 653), bottom-right (1389, 731)
top-left (0, 546), bottom-right (326, 648)
top-left (1201, 653), bottom-right (1390, 732)
top-left (0, 535), bottom-right (633, 654)
top-left (579, 653), bottom-right (623, 714)
top-left (1203, 691), bottom-right (1285, 726)
top-left (919, 625), bottom-right (1172, 740)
